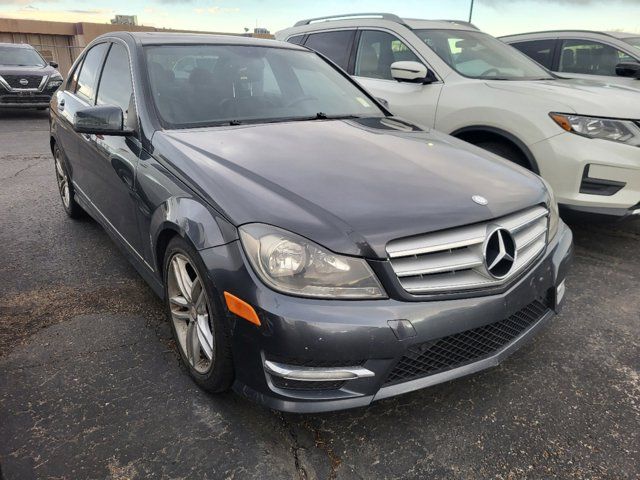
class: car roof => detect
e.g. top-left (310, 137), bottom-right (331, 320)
top-left (500, 30), bottom-right (637, 41)
top-left (96, 31), bottom-right (304, 50)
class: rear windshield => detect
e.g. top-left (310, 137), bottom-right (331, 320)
top-left (0, 46), bottom-right (46, 67)
top-left (145, 44), bottom-right (384, 128)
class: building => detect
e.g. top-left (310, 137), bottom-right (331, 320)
top-left (0, 17), bottom-right (273, 76)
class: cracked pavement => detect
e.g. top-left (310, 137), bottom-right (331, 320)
top-left (0, 109), bottom-right (639, 479)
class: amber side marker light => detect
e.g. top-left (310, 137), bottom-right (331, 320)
top-left (224, 292), bottom-right (261, 326)
top-left (550, 113), bottom-right (573, 132)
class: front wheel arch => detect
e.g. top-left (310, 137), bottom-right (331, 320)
top-left (451, 126), bottom-right (540, 174)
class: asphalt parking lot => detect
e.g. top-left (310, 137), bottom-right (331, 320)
top-left (0, 109), bottom-right (638, 480)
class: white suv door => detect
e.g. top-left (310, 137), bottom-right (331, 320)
top-left (352, 29), bottom-right (443, 128)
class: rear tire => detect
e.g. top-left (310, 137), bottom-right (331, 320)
top-left (53, 144), bottom-right (83, 219)
top-left (475, 141), bottom-right (530, 170)
top-left (163, 236), bottom-right (234, 393)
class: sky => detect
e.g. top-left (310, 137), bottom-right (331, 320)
top-left (0, 0), bottom-right (639, 37)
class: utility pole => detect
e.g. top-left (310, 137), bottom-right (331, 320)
top-left (469, 0), bottom-right (475, 22)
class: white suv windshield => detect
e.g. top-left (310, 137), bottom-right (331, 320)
top-left (415, 29), bottom-right (553, 80)
top-left (145, 45), bottom-right (384, 128)
top-left (0, 46), bottom-right (46, 67)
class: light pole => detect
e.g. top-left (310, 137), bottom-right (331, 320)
top-left (469, 0), bottom-right (475, 22)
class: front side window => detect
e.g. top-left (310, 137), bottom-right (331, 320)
top-left (0, 46), bottom-right (46, 67)
top-left (355, 30), bottom-right (421, 80)
top-left (559, 39), bottom-right (637, 76)
top-left (510, 39), bottom-right (556, 69)
top-left (304, 30), bottom-right (355, 70)
top-left (145, 44), bottom-right (384, 128)
top-left (96, 43), bottom-right (134, 122)
top-left (415, 29), bottom-right (553, 80)
top-left (75, 43), bottom-right (109, 103)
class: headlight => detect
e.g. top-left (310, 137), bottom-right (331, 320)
top-left (239, 224), bottom-right (386, 299)
top-left (540, 178), bottom-right (559, 240)
top-left (47, 74), bottom-right (63, 88)
top-left (550, 113), bottom-right (640, 146)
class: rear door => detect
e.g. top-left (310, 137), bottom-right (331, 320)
top-left (352, 29), bottom-right (442, 128)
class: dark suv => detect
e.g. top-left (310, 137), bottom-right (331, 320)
top-left (50, 32), bottom-right (573, 412)
top-left (0, 43), bottom-right (63, 109)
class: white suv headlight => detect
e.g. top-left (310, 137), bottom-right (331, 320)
top-left (550, 113), bottom-right (640, 146)
top-left (239, 224), bottom-right (386, 299)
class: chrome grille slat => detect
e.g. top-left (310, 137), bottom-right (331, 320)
top-left (387, 206), bottom-right (549, 295)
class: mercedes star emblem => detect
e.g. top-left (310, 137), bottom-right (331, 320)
top-left (484, 228), bottom-right (516, 279)
top-left (472, 195), bottom-right (488, 206)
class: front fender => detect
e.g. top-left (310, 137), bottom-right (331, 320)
top-left (149, 196), bottom-right (237, 269)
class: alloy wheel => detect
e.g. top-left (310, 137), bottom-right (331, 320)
top-left (54, 150), bottom-right (70, 208)
top-left (167, 253), bottom-right (215, 374)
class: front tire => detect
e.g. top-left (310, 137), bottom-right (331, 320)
top-left (163, 236), bottom-right (234, 393)
top-left (53, 144), bottom-right (83, 218)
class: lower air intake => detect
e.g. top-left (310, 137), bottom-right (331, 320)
top-left (384, 297), bottom-right (551, 386)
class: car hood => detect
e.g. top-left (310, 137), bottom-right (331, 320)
top-left (486, 79), bottom-right (640, 118)
top-left (0, 64), bottom-right (58, 76)
top-left (153, 118), bottom-right (546, 259)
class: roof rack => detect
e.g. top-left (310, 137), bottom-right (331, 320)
top-left (294, 13), bottom-right (406, 28)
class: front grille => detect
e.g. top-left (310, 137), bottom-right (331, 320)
top-left (1, 74), bottom-right (44, 89)
top-left (1, 95), bottom-right (50, 104)
top-left (383, 297), bottom-right (551, 386)
top-left (386, 205), bottom-right (549, 294)
top-left (270, 376), bottom-right (345, 391)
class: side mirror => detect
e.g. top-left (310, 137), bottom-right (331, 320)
top-left (615, 62), bottom-right (640, 78)
top-left (73, 105), bottom-right (133, 136)
top-left (390, 61), bottom-right (431, 84)
top-left (49, 61), bottom-right (58, 68)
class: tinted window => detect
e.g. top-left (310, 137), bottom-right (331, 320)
top-left (415, 29), bottom-right (552, 80)
top-left (355, 30), bottom-right (421, 80)
top-left (559, 39), bottom-right (636, 76)
top-left (288, 35), bottom-right (305, 45)
top-left (75, 43), bottom-right (108, 103)
top-left (511, 39), bottom-right (556, 69)
top-left (145, 44), bottom-right (383, 128)
top-left (304, 30), bottom-right (355, 70)
top-left (66, 60), bottom-right (82, 92)
top-left (96, 43), bottom-right (134, 122)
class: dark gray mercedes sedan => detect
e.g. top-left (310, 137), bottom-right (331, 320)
top-left (49, 32), bottom-right (573, 412)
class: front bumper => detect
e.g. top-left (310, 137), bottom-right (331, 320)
top-left (202, 222), bottom-right (573, 413)
top-left (530, 132), bottom-right (640, 218)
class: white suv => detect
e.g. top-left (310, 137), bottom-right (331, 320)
top-left (276, 14), bottom-right (640, 219)
top-left (501, 31), bottom-right (640, 87)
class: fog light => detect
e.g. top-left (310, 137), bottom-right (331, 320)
top-left (556, 280), bottom-right (566, 307)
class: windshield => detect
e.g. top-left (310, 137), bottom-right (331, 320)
top-left (414, 29), bottom-right (553, 80)
top-left (0, 46), bottom-right (46, 67)
top-left (145, 45), bottom-right (385, 128)
top-left (626, 37), bottom-right (640, 50)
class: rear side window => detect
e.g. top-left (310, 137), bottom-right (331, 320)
top-left (559, 39), bottom-right (636, 76)
top-left (288, 35), bottom-right (305, 45)
top-left (304, 30), bottom-right (355, 70)
top-left (355, 30), bottom-right (421, 80)
top-left (96, 43), bottom-right (134, 122)
top-left (510, 39), bottom-right (556, 69)
top-left (75, 43), bottom-right (109, 103)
